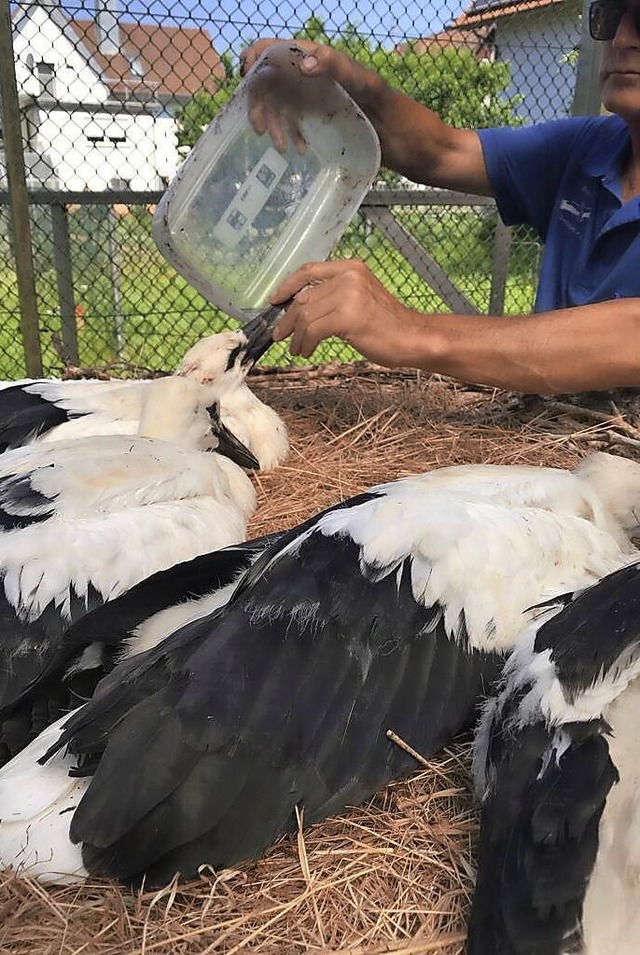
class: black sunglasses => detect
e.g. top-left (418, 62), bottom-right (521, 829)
top-left (589, 0), bottom-right (640, 40)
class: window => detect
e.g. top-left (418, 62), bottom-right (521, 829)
top-left (85, 117), bottom-right (128, 147)
top-left (85, 121), bottom-right (105, 144)
top-left (107, 123), bottom-right (126, 144)
top-left (36, 61), bottom-right (56, 98)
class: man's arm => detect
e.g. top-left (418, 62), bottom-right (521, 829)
top-left (241, 39), bottom-right (492, 195)
top-left (270, 261), bottom-right (640, 394)
top-left (404, 302), bottom-right (640, 394)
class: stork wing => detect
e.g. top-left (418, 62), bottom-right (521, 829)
top-left (49, 492), bottom-right (502, 885)
top-left (0, 381), bottom-right (71, 451)
top-left (469, 561), bottom-right (640, 955)
top-left (469, 714), bottom-right (616, 955)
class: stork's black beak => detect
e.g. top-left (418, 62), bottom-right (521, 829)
top-left (207, 404), bottom-right (260, 470)
top-left (237, 298), bottom-right (294, 370)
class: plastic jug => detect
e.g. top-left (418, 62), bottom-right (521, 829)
top-left (152, 43), bottom-right (381, 322)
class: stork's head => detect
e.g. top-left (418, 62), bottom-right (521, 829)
top-left (175, 306), bottom-right (283, 387)
top-left (176, 330), bottom-right (248, 386)
top-left (138, 377), bottom-right (259, 469)
top-left (574, 451), bottom-right (640, 541)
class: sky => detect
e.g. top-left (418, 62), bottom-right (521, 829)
top-left (60, 0), bottom-right (464, 53)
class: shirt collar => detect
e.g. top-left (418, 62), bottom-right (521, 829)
top-left (583, 119), bottom-right (631, 202)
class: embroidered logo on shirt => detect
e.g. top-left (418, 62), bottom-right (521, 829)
top-left (559, 197), bottom-right (593, 237)
top-left (559, 199), bottom-right (592, 221)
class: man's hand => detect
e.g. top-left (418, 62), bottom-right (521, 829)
top-left (270, 260), bottom-right (426, 366)
top-left (240, 39), bottom-right (379, 99)
top-left (241, 40), bottom-right (389, 135)
top-left (240, 40), bottom-right (387, 156)
top-left (241, 39), bottom-right (318, 76)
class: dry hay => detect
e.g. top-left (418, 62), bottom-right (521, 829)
top-left (1, 368), bottom-right (629, 955)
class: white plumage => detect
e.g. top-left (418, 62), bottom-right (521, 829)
top-left (0, 327), bottom-right (289, 472)
top-left (0, 716), bottom-right (88, 884)
top-left (469, 559), bottom-right (640, 955)
top-left (0, 375), bottom-right (258, 764)
top-left (2, 451), bottom-right (640, 886)
top-left (174, 331), bottom-right (288, 471)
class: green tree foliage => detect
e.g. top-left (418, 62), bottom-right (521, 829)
top-left (375, 45), bottom-right (521, 129)
top-left (175, 18), bottom-right (522, 150)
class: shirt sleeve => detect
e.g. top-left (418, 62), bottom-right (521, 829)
top-left (478, 117), bottom-right (599, 240)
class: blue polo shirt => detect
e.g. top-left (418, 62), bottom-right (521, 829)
top-left (478, 115), bottom-right (640, 312)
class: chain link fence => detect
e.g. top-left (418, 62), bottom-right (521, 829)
top-left (1, 0), bottom-right (598, 378)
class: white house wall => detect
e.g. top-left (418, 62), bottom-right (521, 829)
top-left (36, 109), bottom-right (178, 191)
top-left (12, 5), bottom-right (109, 107)
top-left (7, 5), bottom-right (181, 191)
top-left (495, 6), bottom-right (581, 123)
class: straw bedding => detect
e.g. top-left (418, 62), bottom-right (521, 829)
top-left (1, 366), bottom-right (635, 955)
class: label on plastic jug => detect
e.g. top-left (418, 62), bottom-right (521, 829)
top-left (212, 147), bottom-right (289, 250)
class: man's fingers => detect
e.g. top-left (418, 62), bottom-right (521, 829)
top-left (265, 107), bottom-right (288, 154)
top-left (247, 99), bottom-right (267, 136)
top-left (285, 116), bottom-right (308, 155)
top-left (293, 311), bottom-right (337, 358)
top-left (273, 310), bottom-right (297, 342)
top-left (240, 39), bottom-right (278, 75)
top-left (271, 260), bottom-right (356, 303)
top-left (285, 294), bottom-right (337, 357)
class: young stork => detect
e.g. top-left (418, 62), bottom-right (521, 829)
top-left (0, 309), bottom-right (289, 472)
top-left (469, 559), bottom-right (640, 955)
top-left (2, 452), bottom-right (640, 887)
top-left (0, 375), bottom-right (259, 766)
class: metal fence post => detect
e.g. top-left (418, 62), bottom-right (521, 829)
top-left (572, 0), bottom-right (603, 116)
top-left (0, 0), bottom-right (43, 376)
top-left (50, 202), bottom-right (79, 366)
top-left (107, 206), bottom-right (124, 354)
top-left (489, 219), bottom-right (512, 316)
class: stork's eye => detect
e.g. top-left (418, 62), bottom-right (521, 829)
top-left (225, 344), bottom-right (244, 371)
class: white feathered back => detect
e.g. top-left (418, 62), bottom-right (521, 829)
top-left (573, 452), bottom-right (640, 539)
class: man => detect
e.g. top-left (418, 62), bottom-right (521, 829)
top-left (241, 1), bottom-right (640, 394)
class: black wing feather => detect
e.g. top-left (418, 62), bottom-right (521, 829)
top-left (0, 383), bottom-right (74, 451)
top-left (50, 525), bottom-right (501, 886)
top-left (0, 582), bottom-right (104, 765)
top-left (534, 561), bottom-right (640, 696)
top-left (0, 538), bottom-right (280, 765)
top-left (469, 717), bottom-right (616, 955)
top-left (0, 473), bottom-right (56, 530)
top-left (63, 534), bottom-right (280, 651)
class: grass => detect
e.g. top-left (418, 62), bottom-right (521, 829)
top-left (0, 207), bottom-right (539, 379)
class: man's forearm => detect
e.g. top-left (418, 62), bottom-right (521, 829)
top-left (253, 42), bottom-right (492, 194)
top-left (352, 79), bottom-right (490, 193)
top-left (401, 299), bottom-right (640, 394)
top-left (349, 76), bottom-right (458, 183)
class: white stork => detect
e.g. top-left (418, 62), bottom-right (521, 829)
top-left (0, 375), bottom-right (259, 765)
top-left (0, 309), bottom-right (289, 472)
top-left (1, 452), bottom-right (640, 887)
top-left (469, 558), bottom-right (640, 955)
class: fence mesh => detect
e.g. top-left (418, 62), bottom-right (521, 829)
top-left (1, 0), bottom-right (588, 377)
